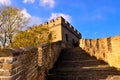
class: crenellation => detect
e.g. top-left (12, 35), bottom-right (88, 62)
top-left (73, 28), bottom-right (75, 31)
top-left (55, 16), bottom-right (65, 25)
top-left (56, 16), bottom-right (65, 21)
top-left (65, 20), bottom-right (70, 26)
top-left (50, 19), bottom-right (54, 23)
top-left (44, 22), bottom-right (48, 24)
top-left (70, 25), bottom-right (73, 29)
top-left (80, 35), bottom-right (120, 68)
top-left (39, 24), bottom-right (43, 26)
top-left (74, 29), bottom-right (77, 33)
top-left (65, 21), bottom-right (71, 29)
top-left (107, 37), bottom-right (112, 52)
top-left (44, 22), bottom-right (49, 27)
top-left (49, 19), bottom-right (55, 27)
top-left (75, 30), bottom-right (78, 33)
top-left (77, 32), bottom-right (80, 35)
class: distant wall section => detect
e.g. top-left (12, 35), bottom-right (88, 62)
top-left (79, 35), bottom-right (120, 68)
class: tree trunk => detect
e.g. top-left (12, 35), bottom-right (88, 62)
top-left (9, 38), bottom-right (12, 48)
top-left (2, 33), bottom-right (7, 48)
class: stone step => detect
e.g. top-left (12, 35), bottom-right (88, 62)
top-left (46, 47), bottom-right (120, 80)
top-left (55, 60), bottom-right (107, 67)
top-left (57, 53), bottom-right (95, 62)
top-left (51, 66), bottom-right (117, 72)
top-left (46, 75), bottom-right (77, 80)
top-left (47, 74), bottom-right (120, 80)
top-left (49, 69), bottom-right (120, 75)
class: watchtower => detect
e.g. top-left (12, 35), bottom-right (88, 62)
top-left (44, 16), bottom-right (82, 46)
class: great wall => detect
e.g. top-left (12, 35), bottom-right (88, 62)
top-left (80, 36), bottom-right (120, 68)
top-left (0, 16), bottom-right (120, 80)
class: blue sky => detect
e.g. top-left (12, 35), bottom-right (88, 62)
top-left (0, 0), bottom-right (120, 39)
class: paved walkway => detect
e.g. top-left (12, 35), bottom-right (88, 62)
top-left (46, 47), bottom-right (120, 80)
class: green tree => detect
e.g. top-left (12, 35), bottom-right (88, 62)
top-left (0, 6), bottom-right (29, 48)
top-left (12, 25), bottom-right (53, 47)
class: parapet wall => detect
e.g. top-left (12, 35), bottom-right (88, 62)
top-left (0, 41), bottom-right (70, 80)
top-left (38, 41), bottom-right (69, 75)
top-left (0, 47), bottom-right (38, 80)
top-left (79, 35), bottom-right (120, 68)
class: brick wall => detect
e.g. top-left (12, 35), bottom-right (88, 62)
top-left (38, 41), bottom-right (69, 76)
top-left (79, 35), bottom-right (120, 68)
top-left (0, 47), bottom-right (38, 80)
top-left (0, 41), bottom-right (70, 80)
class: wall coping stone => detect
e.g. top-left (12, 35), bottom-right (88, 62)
top-left (0, 46), bottom-right (38, 57)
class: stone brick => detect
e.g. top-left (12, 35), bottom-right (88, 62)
top-left (0, 78), bottom-right (12, 80)
top-left (2, 64), bottom-right (13, 70)
top-left (0, 63), bottom-right (3, 69)
top-left (5, 58), bottom-right (14, 64)
top-left (0, 70), bottom-right (12, 76)
top-left (0, 59), bottom-right (5, 63)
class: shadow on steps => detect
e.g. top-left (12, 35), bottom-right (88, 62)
top-left (46, 47), bottom-right (120, 80)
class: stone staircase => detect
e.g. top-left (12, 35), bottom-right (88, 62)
top-left (46, 47), bottom-right (120, 80)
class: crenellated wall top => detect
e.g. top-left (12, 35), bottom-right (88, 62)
top-left (43, 16), bottom-right (81, 37)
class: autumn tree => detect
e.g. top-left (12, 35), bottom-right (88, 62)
top-left (12, 25), bottom-right (54, 47)
top-left (0, 6), bottom-right (29, 48)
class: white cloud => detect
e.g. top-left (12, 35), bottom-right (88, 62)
top-left (21, 8), bottom-right (42, 26)
top-left (39, 0), bottom-right (55, 8)
top-left (21, 9), bottom-right (31, 18)
top-left (0, 0), bottom-right (11, 5)
top-left (49, 13), bottom-right (71, 22)
top-left (23, 0), bottom-right (35, 3)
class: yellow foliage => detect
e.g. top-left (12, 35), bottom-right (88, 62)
top-left (12, 25), bottom-right (53, 47)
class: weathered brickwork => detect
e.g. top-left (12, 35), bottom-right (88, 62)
top-left (38, 41), bottom-right (71, 78)
top-left (0, 41), bottom-right (70, 80)
top-left (0, 47), bottom-right (38, 80)
top-left (79, 35), bottom-right (120, 68)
